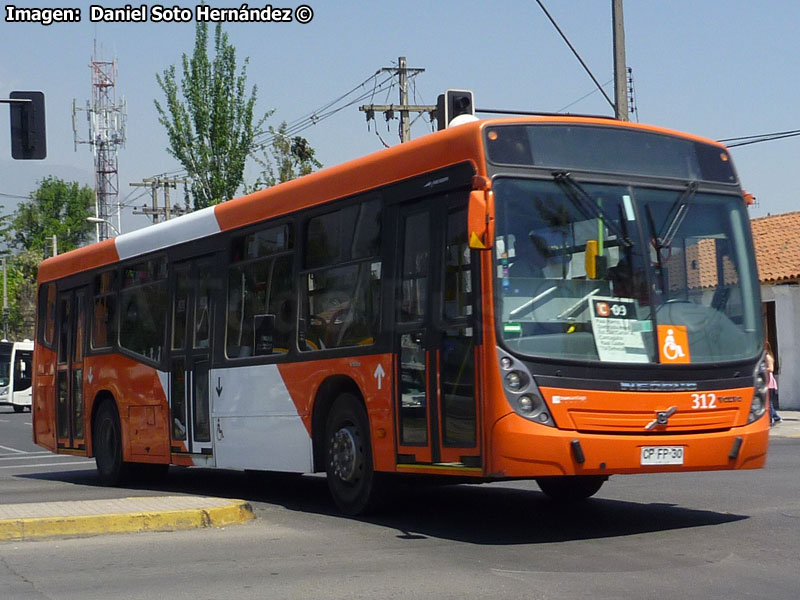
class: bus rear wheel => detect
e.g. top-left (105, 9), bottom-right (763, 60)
top-left (13, 405), bottom-right (25, 413)
top-left (324, 393), bottom-right (380, 515)
top-left (536, 475), bottom-right (607, 502)
top-left (93, 400), bottom-right (130, 486)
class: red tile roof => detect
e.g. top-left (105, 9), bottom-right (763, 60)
top-left (751, 211), bottom-right (800, 283)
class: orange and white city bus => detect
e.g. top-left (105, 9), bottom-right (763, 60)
top-left (32, 116), bottom-right (769, 514)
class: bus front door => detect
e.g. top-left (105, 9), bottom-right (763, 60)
top-left (169, 258), bottom-right (215, 457)
top-left (55, 287), bottom-right (88, 451)
top-left (394, 196), bottom-right (481, 467)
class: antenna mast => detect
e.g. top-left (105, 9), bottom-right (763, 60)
top-left (73, 42), bottom-right (127, 241)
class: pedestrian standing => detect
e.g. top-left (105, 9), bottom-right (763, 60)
top-left (766, 342), bottom-right (782, 426)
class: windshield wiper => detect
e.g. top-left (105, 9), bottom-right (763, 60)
top-left (552, 171), bottom-right (632, 247)
top-left (655, 181), bottom-right (699, 249)
top-left (646, 180), bottom-right (699, 294)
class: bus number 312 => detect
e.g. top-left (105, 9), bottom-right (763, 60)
top-left (691, 393), bottom-right (717, 409)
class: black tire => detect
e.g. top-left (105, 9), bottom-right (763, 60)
top-left (13, 405), bottom-right (25, 413)
top-left (324, 393), bottom-right (380, 515)
top-left (93, 400), bottom-right (130, 486)
top-left (536, 475), bottom-right (607, 502)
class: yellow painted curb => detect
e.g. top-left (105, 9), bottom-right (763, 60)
top-left (0, 500), bottom-right (254, 542)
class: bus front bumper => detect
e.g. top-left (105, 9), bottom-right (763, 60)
top-left (489, 412), bottom-right (770, 478)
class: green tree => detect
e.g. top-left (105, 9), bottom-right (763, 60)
top-left (1, 177), bottom-right (93, 340)
top-left (4, 250), bottom-right (39, 340)
top-left (4, 176), bottom-right (94, 254)
top-left (155, 20), bottom-right (270, 209)
top-left (251, 121), bottom-right (322, 189)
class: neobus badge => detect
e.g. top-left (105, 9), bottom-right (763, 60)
top-left (552, 395), bottom-right (587, 404)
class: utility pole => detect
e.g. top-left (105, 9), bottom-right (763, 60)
top-left (612, 0), bottom-right (629, 121)
top-left (359, 56), bottom-right (434, 143)
top-left (131, 177), bottom-right (190, 224)
top-left (2, 257), bottom-right (8, 340)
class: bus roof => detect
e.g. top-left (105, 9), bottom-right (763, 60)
top-left (37, 116), bottom-right (726, 284)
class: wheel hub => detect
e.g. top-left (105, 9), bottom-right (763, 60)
top-left (330, 427), bottom-right (359, 482)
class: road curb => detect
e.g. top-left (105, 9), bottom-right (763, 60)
top-left (0, 497), bottom-right (254, 542)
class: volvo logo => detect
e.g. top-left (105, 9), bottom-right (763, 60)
top-left (645, 406), bottom-right (677, 430)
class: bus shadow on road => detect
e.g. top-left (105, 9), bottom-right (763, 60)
top-left (19, 466), bottom-right (748, 545)
top-left (367, 484), bottom-right (748, 545)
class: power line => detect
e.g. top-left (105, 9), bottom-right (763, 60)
top-left (0, 192), bottom-right (30, 200)
top-left (718, 129), bottom-right (800, 148)
top-left (535, 0), bottom-right (615, 112)
top-left (556, 79), bottom-right (613, 113)
top-left (141, 70), bottom-right (421, 201)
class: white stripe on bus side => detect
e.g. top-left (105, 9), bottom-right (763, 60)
top-left (210, 364), bottom-right (314, 473)
top-left (114, 205), bottom-right (221, 261)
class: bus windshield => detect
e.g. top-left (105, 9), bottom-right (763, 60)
top-left (494, 177), bottom-right (761, 364)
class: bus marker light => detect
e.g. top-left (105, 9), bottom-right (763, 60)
top-left (518, 395), bottom-right (534, 413)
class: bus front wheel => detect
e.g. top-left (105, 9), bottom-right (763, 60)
top-left (324, 393), bottom-right (380, 515)
top-left (93, 400), bottom-right (130, 486)
top-left (536, 475), bottom-right (607, 502)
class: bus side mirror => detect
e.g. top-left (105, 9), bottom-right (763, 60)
top-left (468, 189), bottom-right (495, 250)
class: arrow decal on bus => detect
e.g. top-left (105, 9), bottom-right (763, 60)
top-left (373, 363), bottom-right (385, 390)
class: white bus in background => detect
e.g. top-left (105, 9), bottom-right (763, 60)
top-left (0, 339), bottom-right (34, 413)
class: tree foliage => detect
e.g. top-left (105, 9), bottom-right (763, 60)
top-left (155, 21), bottom-right (271, 209)
top-left (4, 250), bottom-right (39, 340)
top-left (251, 121), bottom-right (322, 189)
top-left (0, 176), bottom-right (94, 340)
top-left (3, 176), bottom-right (94, 254)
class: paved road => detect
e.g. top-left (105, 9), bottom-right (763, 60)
top-left (2, 406), bottom-right (799, 539)
top-left (1, 439), bottom-right (799, 599)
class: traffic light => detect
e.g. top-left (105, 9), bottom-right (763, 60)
top-left (436, 89), bottom-right (475, 130)
top-left (10, 91), bottom-right (46, 160)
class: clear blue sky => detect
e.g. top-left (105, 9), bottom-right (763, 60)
top-left (1, 0), bottom-right (798, 233)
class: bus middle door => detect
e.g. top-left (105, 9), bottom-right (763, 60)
top-left (169, 257), bottom-right (215, 458)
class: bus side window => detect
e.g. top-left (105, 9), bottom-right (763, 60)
top-left (300, 197), bottom-right (382, 351)
top-left (92, 271), bottom-right (117, 350)
top-left (119, 258), bottom-right (167, 363)
top-left (37, 283), bottom-right (56, 347)
top-left (226, 224), bottom-right (294, 359)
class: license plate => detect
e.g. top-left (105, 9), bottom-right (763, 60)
top-left (641, 446), bottom-right (684, 465)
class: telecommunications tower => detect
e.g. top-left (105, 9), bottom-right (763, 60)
top-left (73, 45), bottom-right (127, 241)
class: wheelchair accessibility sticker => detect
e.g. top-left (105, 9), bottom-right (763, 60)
top-left (658, 324), bottom-right (690, 364)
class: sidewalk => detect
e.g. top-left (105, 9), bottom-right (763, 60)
top-left (0, 496), bottom-right (254, 542)
top-left (770, 409), bottom-right (800, 438)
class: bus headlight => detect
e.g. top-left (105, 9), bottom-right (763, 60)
top-left (497, 347), bottom-right (555, 427)
top-left (749, 358), bottom-right (768, 423)
top-left (504, 371), bottom-right (525, 391)
top-left (518, 395), bottom-right (534, 413)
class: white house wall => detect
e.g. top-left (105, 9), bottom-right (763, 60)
top-left (761, 283), bottom-right (800, 410)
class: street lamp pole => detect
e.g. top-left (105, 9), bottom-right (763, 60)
top-left (87, 217), bottom-right (121, 237)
